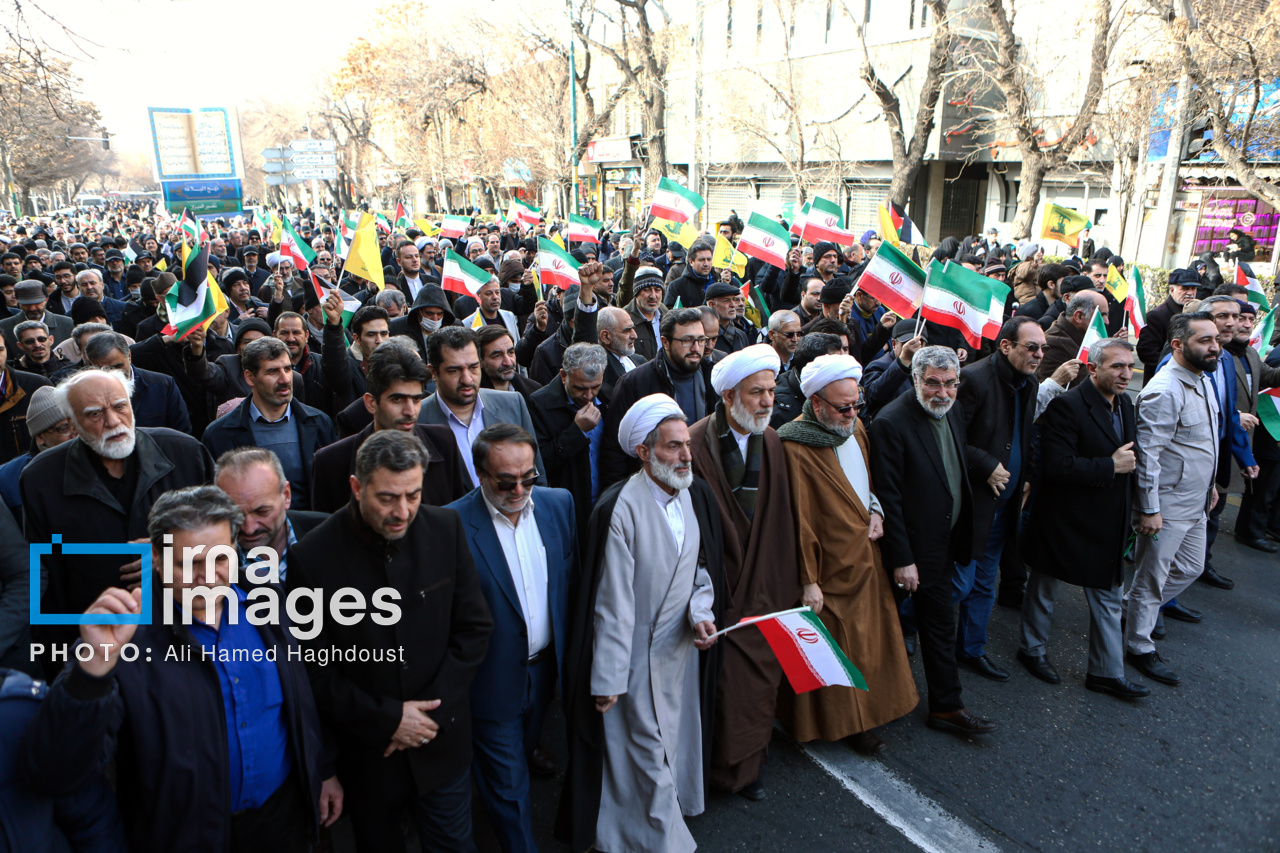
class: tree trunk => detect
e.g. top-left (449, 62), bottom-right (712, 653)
top-left (1011, 156), bottom-right (1048, 240)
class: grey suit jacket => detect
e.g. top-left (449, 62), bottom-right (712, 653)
top-left (1, 310), bottom-right (74, 351)
top-left (1134, 360), bottom-right (1219, 520)
top-left (418, 387), bottom-right (547, 485)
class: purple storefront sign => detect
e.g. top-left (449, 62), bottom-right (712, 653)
top-left (1193, 192), bottom-right (1278, 260)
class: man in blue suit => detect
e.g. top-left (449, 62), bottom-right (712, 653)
top-left (446, 423), bottom-right (577, 853)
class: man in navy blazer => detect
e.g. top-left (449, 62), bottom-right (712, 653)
top-left (445, 423), bottom-right (577, 853)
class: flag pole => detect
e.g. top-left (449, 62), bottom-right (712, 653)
top-left (705, 606), bottom-right (812, 641)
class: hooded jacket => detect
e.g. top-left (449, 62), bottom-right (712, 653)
top-left (389, 284), bottom-right (456, 362)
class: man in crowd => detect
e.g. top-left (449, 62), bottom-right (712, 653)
top-left (1019, 339), bottom-right (1150, 699)
top-left (624, 266), bottom-right (667, 361)
top-left (1036, 291), bottom-right (1108, 387)
top-left (560, 394), bottom-right (724, 853)
top-left (272, 311), bottom-right (330, 414)
top-left (391, 284), bottom-right (456, 362)
top-left (289, 430), bottom-right (493, 852)
top-left (766, 309), bottom-right (802, 371)
top-left (74, 269), bottom-right (127, 330)
top-left (458, 278), bottom-right (521, 343)
top-left (1136, 269), bottom-right (1201, 379)
top-left (0, 384), bottom-right (70, 523)
top-left (770, 332), bottom-right (842, 429)
top-left (82, 330), bottom-right (190, 432)
top-left (1228, 303), bottom-right (1280, 552)
top-left (687, 345), bottom-right (799, 796)
top-left (872, 347), bottom-right (995, 736)
top-left (323, 301), bottom-right (391, 411)
top-left (395, 241), bottom-right (428, 299)
top-left (44, 261), bottom-right (80, 316)
top-left (22, 486), bottom-right (339, 853)
top-left (704, 281), bottom-right (749, 354)
top-left (0, 281), bottom-right (72, 351)
top-left (595, 306), bottom-right (644, 395)
top-left (861, 320), bottom-right (928, 422)
top-left (1014, 263), bottom-right (1071, 324)
top-left (12, 321), bottom-right (69, 379)
top-left (447, 425), bottom-right (577, 853)
top-left (664, 239), bottom-right (718, 308)
top-left (478, 325), bottom-right (542, 402)
top-left (778, 353), bottom-right (918, 754)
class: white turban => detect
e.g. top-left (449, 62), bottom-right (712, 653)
top-left (711, 343), bottom-right (781, 394)
top-left (414, 236), bottom-right (429, 250)
top-left (617, 394), bottom-right (686, 458)
top-left (800, 353), bottom-right (863, 399)
top-left (265, 251), bottom-right (283, 268)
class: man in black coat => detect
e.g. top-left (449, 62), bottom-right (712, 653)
top-left (870, 346), bottom-right (995, 737)
top-left (0, 341), bottom-right (50, 463)
top-left (662, 239), bottom-right (718, 308)
top-left (1018, 340), bottom-right (1150, 699)
top-left (389, 284), bottom-right (455, 362)
top-left (289, 430), bottom-right (493, 853)
top-left (1135, 268), bottom-right (1201, 380)
top-left (21, 486), bottom-right (338, 853)
top-left (951, 318), bottom-right (1042, 680)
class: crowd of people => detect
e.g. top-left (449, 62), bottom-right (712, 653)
top-left (0, 200), bottom-right (1273, 853)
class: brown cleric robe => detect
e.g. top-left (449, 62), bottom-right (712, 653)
top-left (778, 420), bottom-right (919, 741)
top-left (689, 415), bottom-right (800, 792)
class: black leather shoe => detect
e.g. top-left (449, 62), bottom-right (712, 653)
top-left (1152, 612), bottom-right (1166, 641)
top-left (1237, 537), bottom-right (1279, 553)
top-left (957, 654), bottom-right (1010, 682)
top-left (927, 709), bottom-right (998, 736)
top-left (1267, 528), bottom-right (1280, 542)
top-left (849, 731), bottom-right (887, 756)
top-left (1017, 650), bottom-right (1061, 684)
top-left (738, 779), bottom-right (765, 801)
top-left (528, 746), bottom-right (557, 778)
top-left (1086, 674), bottom-right (1151, 699)
top-left (903, 632), bottom-right (917, 657)
top-left (1197, 566), bottom-right (1235, 590)
top-left (1126, 651), bottom-right (1181, 685)
top-left (1163, 601), bottom-right (1203, 623)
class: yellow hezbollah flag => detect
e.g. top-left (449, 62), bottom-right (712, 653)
top-left (551, 233), bottom-right (567, 251)
top-left (345, 214), bottom-right (385, 291)
top-left (1104, 264), bottom-right (1128, 303)
top-left (155, 256), bottom-right (167, 272)
top-left (415, 219), bottom-right (440, 237)
top-left (651, 217), bottom-right (700, 251)
top-left (1040, 203), bottom-right (1091, 248)
top-left (713, 235), bottom-right (748, 278)
top-left (471, 311), bottom-right (485, 329)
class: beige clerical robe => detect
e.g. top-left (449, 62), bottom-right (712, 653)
top-left (778, 422), bottom-right (919, 741)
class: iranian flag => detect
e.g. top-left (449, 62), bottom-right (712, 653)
top-left (440, 215), bottom-right (471, 240)
top-left (737, 211), bottom-right (791, 269)
top-left (649, 176), bottom-right (704, 224)
top-left (310, 269), bottom-right (361, 327)
top-left (567, 213), bottom-right (602, 244)
top-left (789, 201), bottom-right (811, 237)
top-left (801, 196), bottom-right (856, 246)
top-left (442, 248), bottom-right (492, 296)
top-left (537, 236), bottom-right (581, 290)
top-left (279, 217), bottom-right (315, 271)
top-left (712, 607), bottom-right (866, 694)
top-left (920, 260), bottom-right (1002, 349)
top-left (1126, 266), bottom-right (1148, 333)
top-left (1077, 306), bottom-right (1109, 362)
top-left (1251, 308), bottom-right (1274, 358)
top-left (1236, 262), bottom-right (1270, 311)
top-left (855, 240), bottom-right (926, 320)
top-left (374, 212), bottom-right (391, 234)
top-left (1259, 388), bottom-right (1280, 440)
top-left (253, 206), bottom-right (273, 239)
top-left (394, 202), bottom-right (413, 232)
top-left (509, 198), bottom-right (541, 229)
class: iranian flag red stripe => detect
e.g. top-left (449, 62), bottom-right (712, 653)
top-left (1077, 308), bottom-right (1109, 362)
top-left (279, 217), bottom-right (315, 271)
top-left (441, 249), bottom-right (491, 296)
top-left (855, 240), bottom-right (927, 320)
top-left (537, 236), bottom-right (582, 290)
top-left (649, 176), bottom-right (704, 224)
top-left (737, 212), bottom-right (791, 268)
top-left (801, 196), bottom-right (856, 246)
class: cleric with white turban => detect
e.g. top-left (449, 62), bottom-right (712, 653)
top-left (800, 353), bottom-right (863, 399)
top-left (711, 343), bottom-right (781, 395)
top-left (265, 251), bottom-right (283, 268)
top-left (617, 393), bottom-right (687, 457)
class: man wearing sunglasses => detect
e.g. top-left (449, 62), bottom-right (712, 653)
top-left (12, 320), bottom-right (69, 380)
top-left (766, 309), bottom-right (802, 370)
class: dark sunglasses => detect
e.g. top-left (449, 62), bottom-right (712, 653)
top-left (817, 393), bottom-right (859, 415)
top-left (491, 474), bottom-right (540, 492)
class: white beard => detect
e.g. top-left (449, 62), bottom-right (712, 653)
top-left (86, 425), bottom-right (136, 459)
top-left (914, 386), bottom-right (955, 419)
top-left (650, 457), bottom-right (693, 491)
top-left (730, 395), bottom-right (771, 435)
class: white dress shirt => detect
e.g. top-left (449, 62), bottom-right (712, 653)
top-left (445, 393), bottom-right (486, 486)
top-left (644, 471), bottom-right (685, 550)
top-left (729, 424), bottom-right (750, 462)
top-left (483, 492), bottom-right (551, 657)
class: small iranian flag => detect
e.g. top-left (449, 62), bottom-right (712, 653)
top-left (566, 213), bottom-right (602, 244)
top-left (855, 240), bottom-right (926, 320)
top-left (537, 236), bottom-right (581, 290)
top-left (649, 176), bottom-right (704, 224)
top-left (509, 198), bottom-right (541, 228)
top-left (1259, 388), bottom-right (1280, 440)
top-left (789, 201), bottom-right (811, 237)
top-left (442, 248), bottom-right (492, 296)
top-left (737, 211), bottom-right (792, 269)
top-left (440, 215), bottom-right (471, 240)
top-left (801, 196), bottom-right (856, 246)
top-left (394, 202), bottom-right (413, 232)
top-left (279, 217), bottom-right (315, 271)
top-left (921, 260), bottom-right (1002, 349)
top-left (1236, 262), bottom-right (1270, 311)
top-left (311, 270), bottom-right (361, 327)
top-left (374, 212), bottom-right (391, 234)
top-left (253, 206), bottom-right (273, 238)
top-left (712, 607), bottom-right (866, 694)
top-left (1078, 306), bottom-right (1109, 362)
top-left (1251, 308), bottom-right (1275, 358)
top-left (1126, 266), bottom-right (1148, 333)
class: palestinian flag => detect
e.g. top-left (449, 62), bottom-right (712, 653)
top-left (921, 260), bottom-right (1001, 349)
top-left (737, 212), bottom-right (791, 269)
top-left (789, 201), bottom-right (811, 238)
top-left (442, 248), bottom-right (492, 297)
top-left (1251, 308), bottom-right (1275, 358)
top-left (1104, 264), bottom-right (1128, 303)
top-left (509, 198), bottom-right (541, 229)
top-left (879, 200), bottom-right (919, 246)
top-left (567, 213), bottom-right (602, 244)
top-left (537, 236), bottom-right (581, 290)
top-left (162, 243), bottom-right (222, 341)
top-left (801, 196), bottom-right (855, 246)
top-left (1126, 266), bottom-right (1147, 333)
top-left (279, 217), bottom-right (315, 271)
top-left (1077, 306), bottom-right (1109, 362)
top-left (1236, 262), bottom-right (1270, 310)
top-left (725, 608), bottom-right (866, 694)
top-left (1040, 203), bottom-right (1091, 249)
top-left (310, 269), bottom-right (361, 327)
top-left (649, 177), bottom-right (704, 224)
top-left (440, 215), bottom-right (471, 240)
top-left (741, 281), bottom-right (771, 329)
top-left (394, 202), bottom-right (413, 232)
top-left (1259, 388), bottom-right (1280, 440)
top-left (855, 240), bottom-right (926, 320)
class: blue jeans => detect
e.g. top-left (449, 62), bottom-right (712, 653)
top-left (953, 500), bottom-right (1009, 659)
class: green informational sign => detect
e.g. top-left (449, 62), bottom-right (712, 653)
top-left (165, 198), bottom-right (242, 215)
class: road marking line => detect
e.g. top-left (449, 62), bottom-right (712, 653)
top-left (801, 740), bottom-right (1003, 853)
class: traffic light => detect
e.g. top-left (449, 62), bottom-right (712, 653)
top-left (101, 129), bottom-right (110, 151)
top-left (1185, 114), bottom-right (1212, 159)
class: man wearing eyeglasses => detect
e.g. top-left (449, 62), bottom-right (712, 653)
top-left (952, 317), bottom-right (1045, 679)
top-left (446, 424), bottom-right (576, 853)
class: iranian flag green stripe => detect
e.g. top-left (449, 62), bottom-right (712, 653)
top-left (1259, 388), bottom-right (1280, 441)
top-left (801, 195), bottom-right (855, 246)
top-left (649, 176), bottom-right (704, 224)
top-left (567, 213), bottom-right (602, 244)
top-left (751, 609), bottom-right (867, 694)
top-left (440, 215), bottom-right (471, 240)
top-left (442, 249), bottom-right (491, 296)
top-left (856, 240), bottom-right (926, 320)
top-left (920, 259), bottom-right (998, 349)
top-left (1126, 266), bottom-right (1148, 333)
top-left (280, 217), bottom-right (315, 271)
top-left (1077, 307), bottom-right (1109, 362)
top-left (737, 212), bottom-right (791, 268)
top-left (311, 270), bottom-right (361, 327)
top-left (537, 236), bottom-right (582, 290)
